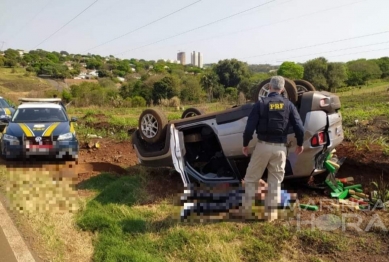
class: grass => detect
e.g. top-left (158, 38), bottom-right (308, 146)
top-left (0, 67), bottom-right (53, 102)
top-left (336, 81), bottom-right (389, 97)
top-left (0, 163), bottom-right (94, 262)
top-left (72, 168), bottom-right (373, 262)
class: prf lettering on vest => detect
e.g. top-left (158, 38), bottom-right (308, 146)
top-left (269, 102), bottom-right (285, 111)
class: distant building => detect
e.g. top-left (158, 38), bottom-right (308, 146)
top-left (198, 52), bottom-right (203, 68)
top-left (177, 52), bottom-right (186, 65)
top-left (190, 51), bottom-right (203, 68)
top-left (191, 51), bottom-right (198, 67)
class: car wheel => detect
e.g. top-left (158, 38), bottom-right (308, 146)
top-left (138, 108), bottom-right (168, 144)
top-left (253, 78), bottom-right (298, 104)
top-left (181, 108), bottom-right (205, 118)
top-left (294, 79), bottom-right (316, 93)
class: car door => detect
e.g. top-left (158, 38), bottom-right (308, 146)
top-left (170, 124), bottom-right (191, 187)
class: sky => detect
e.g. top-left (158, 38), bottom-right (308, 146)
top-left (0, 0), bottom-right (388, 65)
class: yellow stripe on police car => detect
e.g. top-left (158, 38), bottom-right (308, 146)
top-left (18, 123), bottom-right (35, 137)
top-left (70, 122), bottom-right (75, 134)
top-left (42, 122), bottom-right (60, 137)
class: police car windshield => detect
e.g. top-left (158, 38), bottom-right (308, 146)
top-left (0, 99), bottom-right (11, 108)
top-left (11, 108), bottom-right (68, 122)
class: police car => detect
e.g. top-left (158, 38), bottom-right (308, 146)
top-left (0, 98), bottom-right (78, 161)
top-left (131, 78), bottom-right (344, 187)
top-left (0, 96), bottom-right (16, 132)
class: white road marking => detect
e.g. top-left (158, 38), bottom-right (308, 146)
top-left (0, 201), bottom-right (36, 262)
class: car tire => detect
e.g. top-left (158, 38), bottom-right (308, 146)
top-left (252, 78), bottom-right (298, 104)
top-left (294, 79), bottom-right (316, 93)
top-left (138, 108), bottom-right (168, 144)
top-left (181, 108), bottom-right (205, 118)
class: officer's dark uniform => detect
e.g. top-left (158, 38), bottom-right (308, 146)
top-left (241, 92), bottom-right (304, 220)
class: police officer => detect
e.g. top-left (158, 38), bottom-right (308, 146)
top-left (241, 76), bottom-right (304, 221)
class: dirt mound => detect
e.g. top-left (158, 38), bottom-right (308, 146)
top-left (336, 141), bottom-right (389, 173)
top-left (79, 113), bottom-right (127, 131)
top-left (76, 162), bottom-right (127, 183)
top-left (81, 113), bottom-right (107, 120)
top-left (79, 139), bottom-right (138, 167)
top-left (145, 168), bottom-right (184, 203)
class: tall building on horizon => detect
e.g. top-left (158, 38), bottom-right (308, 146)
top-left (177, 52), bottom-right (186, 65)
top-left (190, 51), bottom-right (203, 68)
top-left (198, 52), bottom-right (203, 68)
top-left (191, 51), bottom-right (198, 67)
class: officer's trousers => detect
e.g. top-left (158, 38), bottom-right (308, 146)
top-left (242, 140), bottom-right (287, 220)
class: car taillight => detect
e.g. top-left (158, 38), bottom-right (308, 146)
top-left (311, 131), bottom-right (327, 147)
top-left (320, 98), bottom-right (330, 107)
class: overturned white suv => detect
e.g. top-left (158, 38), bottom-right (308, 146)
top-left (131, 78), bottom-right (344, 187)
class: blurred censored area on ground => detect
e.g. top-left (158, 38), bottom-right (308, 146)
top-left (3, 160), bottom-right (79, 214)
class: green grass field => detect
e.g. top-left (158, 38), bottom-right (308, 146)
top-left (1, 68), bottom-right (389, 261)
top-left (75, 169), bottom-right (360, 262)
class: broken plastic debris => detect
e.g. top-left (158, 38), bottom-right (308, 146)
top-left (87, 134), bottom-right (102, 138)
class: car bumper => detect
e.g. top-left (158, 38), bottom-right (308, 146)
top-left (2, 140), bottom-right (79, 159)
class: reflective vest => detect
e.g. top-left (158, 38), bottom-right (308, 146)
top-left (257, 96), bottom-right (290, 142)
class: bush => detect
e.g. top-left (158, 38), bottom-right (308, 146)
top-left (44, 89), bottom-right (61, 98)
top-left (238, 91), bottom-right (246, 105)
top-left (158, 98), bottom-right (170, 107)
top-left (157, 97), bottom-right (180, 107)
top-left (123, 97), bottom-right (132, 107)
top-left (132, 96), bottom-right (146, 107)
top-left (62, 90), bottom-right (72, 103)
top-left (169, 96), bottom-right (181, 107)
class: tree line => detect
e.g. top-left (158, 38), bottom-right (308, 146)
top-left (1, 47), bottom-right (388, 107)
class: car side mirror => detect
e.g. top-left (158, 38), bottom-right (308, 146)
top-left (70, 117), bottom-right (77, 122)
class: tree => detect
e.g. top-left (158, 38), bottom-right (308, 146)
top-left (346, 59), bottom-right (382, 86)
top-left (375, 57), bottom-right (389, 78)
top-left (326, 62), bottom-right (347, 91)
top-left (277, 61), bottom-right (304, 80)
top-left (225, 87), bottom-right (238, 102)
top-left (152, 76), bottom-right (177, 103)
top-left (98, 78), bottom-right (117, 89)
top-left (213, 59), bottom-right (250, 88)
top-left (180, 76), bottom-right (204, 103)
top-left (98, 69), bottom-right (113, 78)
top-left (237, 78), bottom-right (251, 98)
top-left (303, 57), bottom-right (328, 90)
top-left (4, 58), bottom-right (18, 68)
top-left (4, 49), bottom-right (20, 60)
top-left (86, 58), bottom-right (103, 69)
top-left (200, 70), bottom-right (219, 101)
top-left (46, 53), bottom-right (59, 63)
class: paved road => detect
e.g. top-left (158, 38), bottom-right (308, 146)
top-left (0, 227), bottom-right (18, 262)
top-left (0, 196), bottom-right (37, 262)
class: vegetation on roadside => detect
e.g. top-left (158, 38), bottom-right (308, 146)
top-left (2, 47), bottom-right (389, 108)
top-left (74, 169), bottom-right (357, 262)
top-left (0, 165), bottom-right (93, 262)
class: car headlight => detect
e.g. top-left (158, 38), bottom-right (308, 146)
top-left (3, 134), bottom-right (18, 141)
top-left (57, 132), bottom-right (73, 140)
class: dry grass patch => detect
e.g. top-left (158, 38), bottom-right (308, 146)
top-left (0, 162), bottom-right (94, 262)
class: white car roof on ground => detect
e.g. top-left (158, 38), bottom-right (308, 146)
top-left (18, 103), bottom-right (63, 109)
